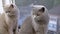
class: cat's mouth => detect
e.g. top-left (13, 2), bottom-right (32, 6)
top-left (34, 18), bottom-right (44, 22)
top-left (8, 14), bottom-right (16, 17)
top-left (37, 20), bottom-right (43, 22)
top-left (35, 19), bottom-right (43, 22)
top-left (34, 19), bottom-right (45, 24)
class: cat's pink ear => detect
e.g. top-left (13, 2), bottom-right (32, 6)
top-left (10, 4), bottom-right (14, 8)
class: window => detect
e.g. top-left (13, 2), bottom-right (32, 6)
top-left (48, 15), bottom-right (57, 31)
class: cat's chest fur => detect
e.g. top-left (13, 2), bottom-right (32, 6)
top-left (5, 14), bottom-right (17, 27)
top-left (32, 20), bottom-right (44, 31)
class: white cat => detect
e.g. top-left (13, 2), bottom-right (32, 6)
top-left (0, 4), bottom-right (19, 34)
top-left (19, 5), bottom-right (49, 34)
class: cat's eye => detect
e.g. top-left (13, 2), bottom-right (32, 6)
top-left (36, 14), bottom-right (40, 16)
top-left (6, 11), bottom-right (10, 13)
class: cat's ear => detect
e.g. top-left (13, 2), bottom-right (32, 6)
top-left (39, 7), bottom-right (45, 12)
top-left (10, 4), bottom-right (14, 8)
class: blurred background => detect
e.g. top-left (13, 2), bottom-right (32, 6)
top-left (0, 0), bottom-right (60, 34)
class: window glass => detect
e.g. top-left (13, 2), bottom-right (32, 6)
top-left (0, 0), bottom-right (4, 14)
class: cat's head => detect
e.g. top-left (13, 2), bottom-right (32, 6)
top-left (4, 4), bottom-right (18, 17)
top-left (31, 5), bottom-right (48, 23)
